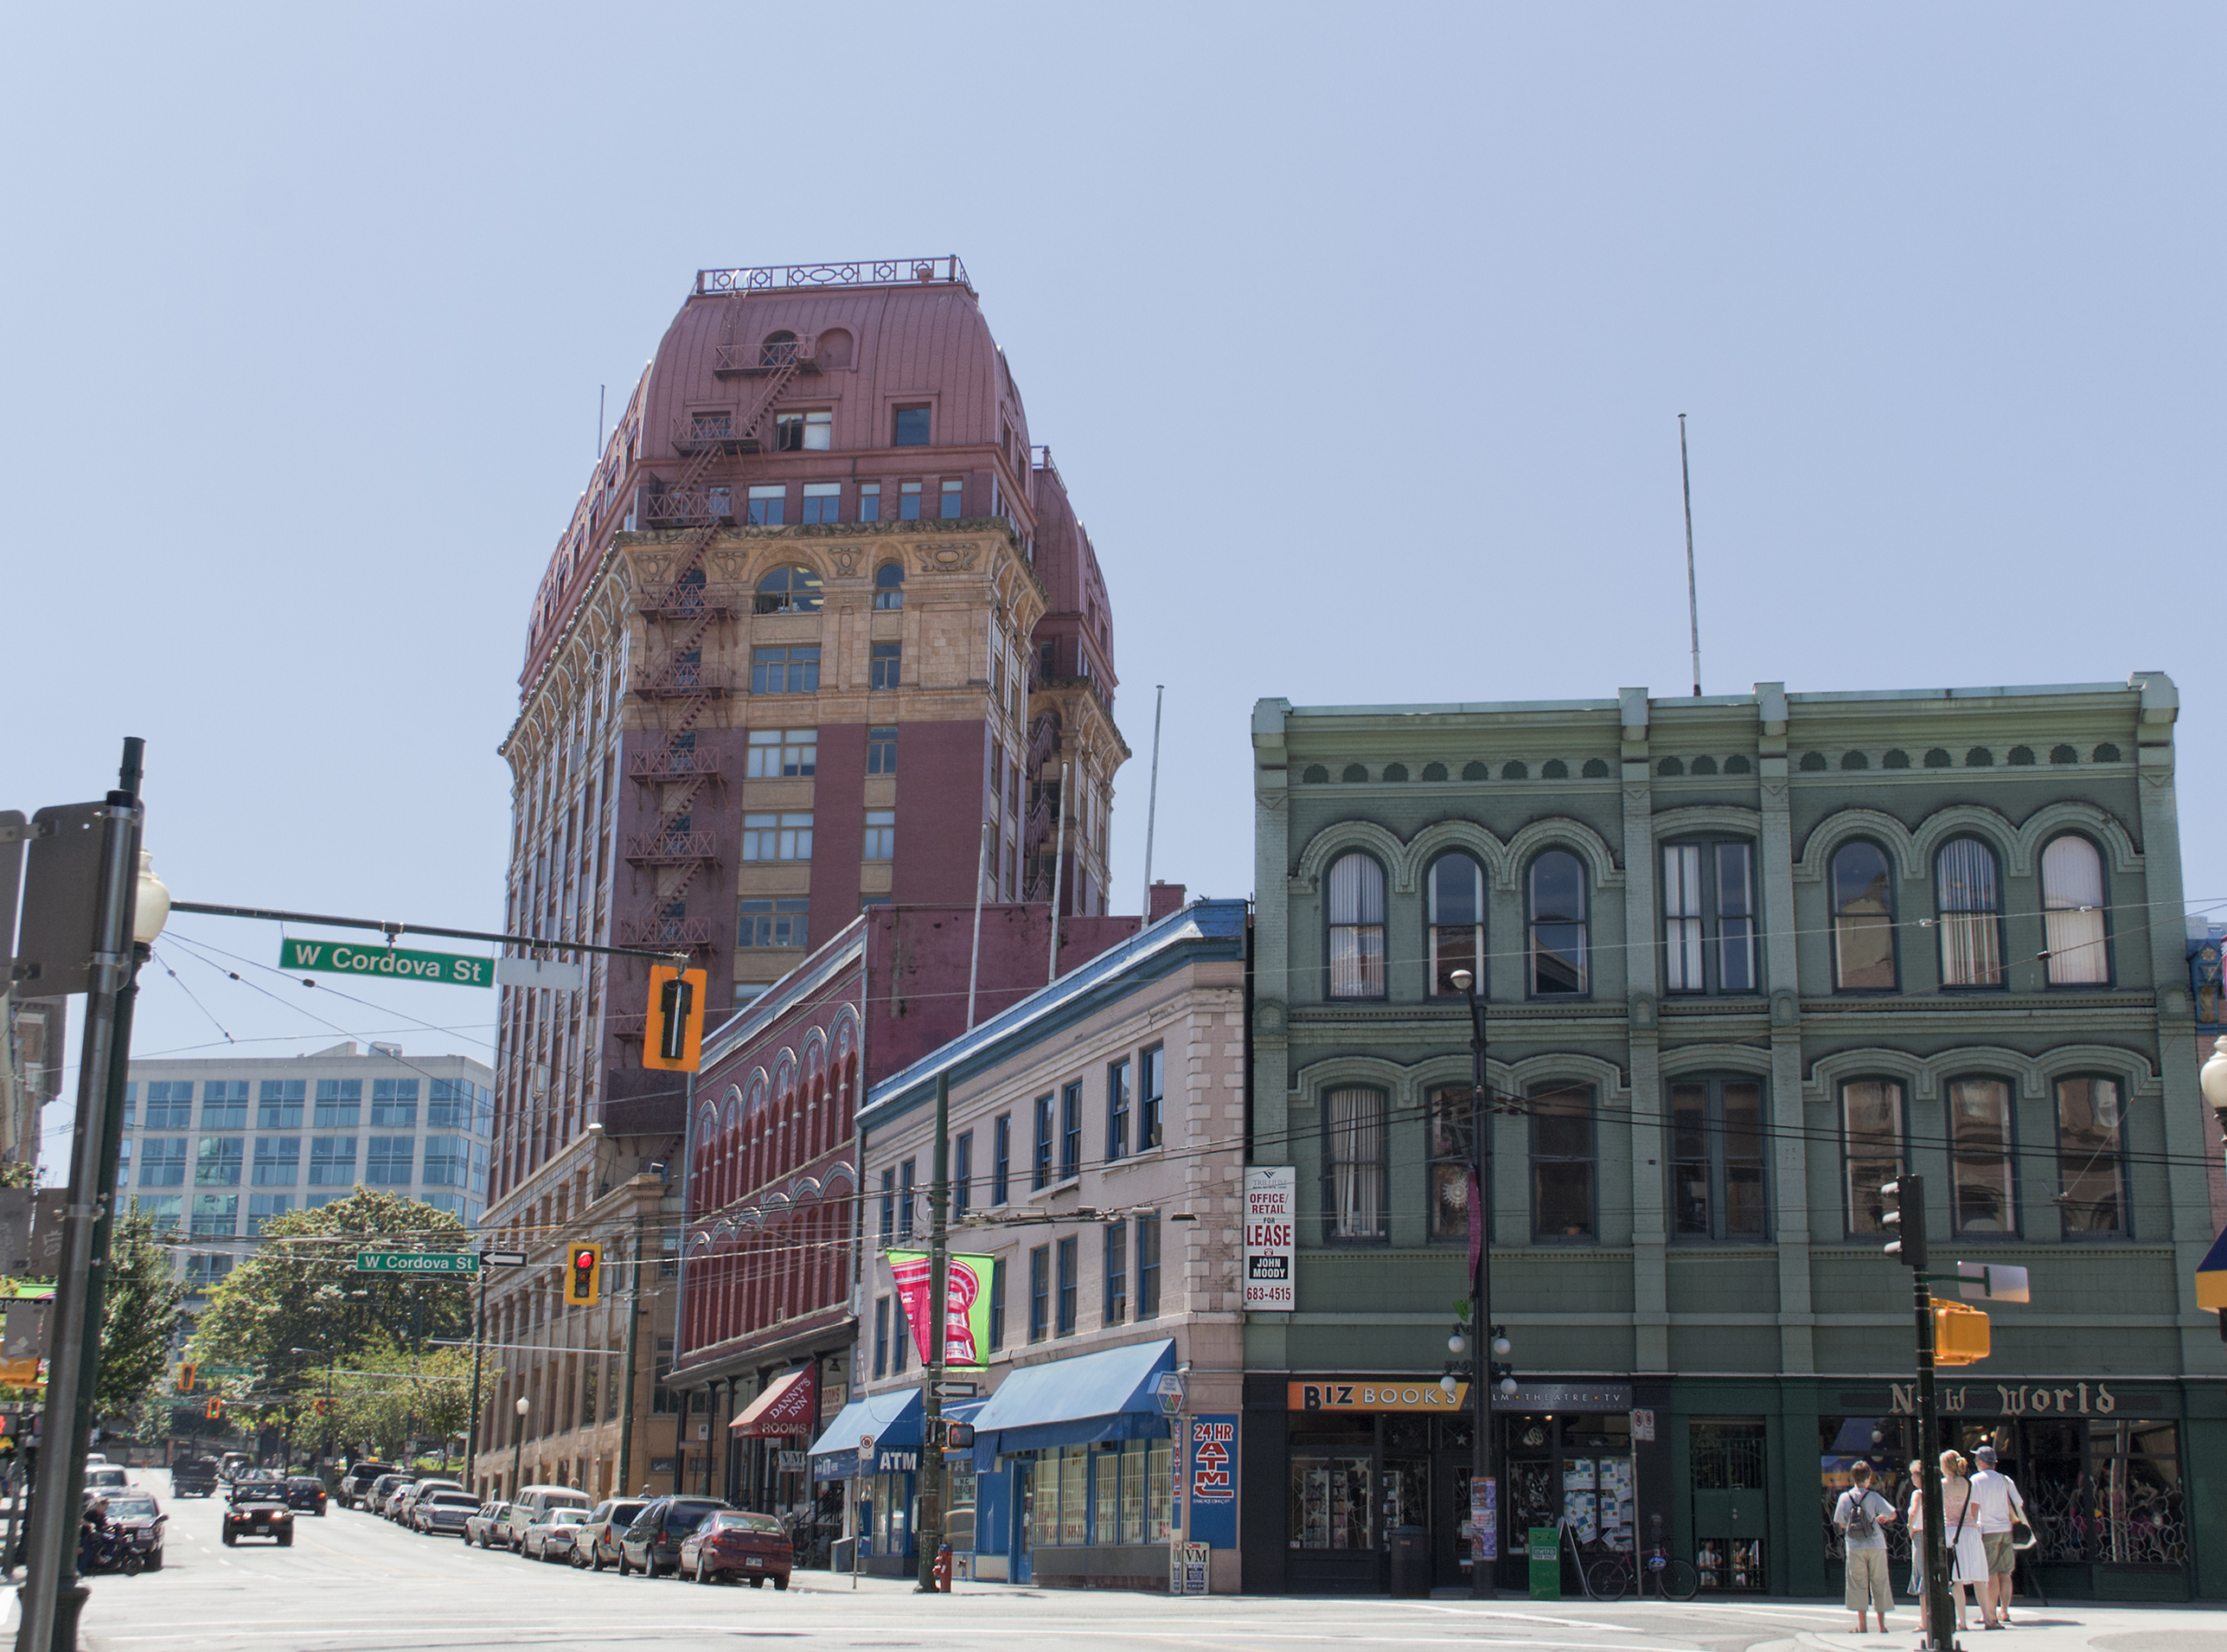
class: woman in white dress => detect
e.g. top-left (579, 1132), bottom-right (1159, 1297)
top-left (1938, 1451), bottom-right (1998, 1631)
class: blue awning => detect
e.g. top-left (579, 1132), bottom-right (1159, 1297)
top-left (970, 1338), bottom-right (1176, 1458)
top-left (806, 1389), bottom-right (921, 1482)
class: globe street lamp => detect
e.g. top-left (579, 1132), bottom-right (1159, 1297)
top-left (513, 1395), bottom-right (529, 1499)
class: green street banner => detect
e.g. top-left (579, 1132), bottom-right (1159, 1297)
top-left (888, 1251), bottom-right (996, 1369)
top-left (280, 938), bottom-right (493, 989)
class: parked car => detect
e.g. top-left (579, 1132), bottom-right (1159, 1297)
top-left (378, 1479), bottom-right (419, 1520)
top-left (464, 1500), bottom-right (513, 1547)
top-left (394, 1479), bottom-right (459, 1526)
top-left (221, 1489), bottom-right (294, 1546)
top-left (412, 1490), bottom-right (479, 1537)
top-left (571, 1499), bottom-right (649, 1571)
top-left (363, 1474), bottom-right (408, 1516)
top-left (499, 1485), bottom-right (592, 1553)
top-left (523, 1509), bottom-right (587, 1564)
top-left (678, 1509), bottom-right (792, 1589)
top-left (337, 1462), bottom-right (398, 1509)
top-left (102, 1492), bottom-right (167, 1572)
top-left (617, 1495), bottom-right (730, 1578)
top-left (282, 1476), bottom-right (328, 1515)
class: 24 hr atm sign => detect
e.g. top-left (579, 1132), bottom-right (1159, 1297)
top-left (280, 938), bottom-right (493, 989)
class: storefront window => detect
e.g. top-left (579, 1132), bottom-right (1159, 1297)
top-left (1147, 1438), bottom-right (1173, 1542)
top-left (1059, 1448), bottom-right (1087, 1546)
top-left (1819, 1417), bottom-right (1914, 1567)
top-left (1093, 1447), bottom-right (1118, 1545)
top-left (1120, 1439), bottom-right (1146, 1544)
top-left (1030, 1455), bottom-right (1059, 1551)
top-left (1289, 1452), bottom-right (1373, 1550)
top-left (2093, 1420), bottom-right (2185, 1566)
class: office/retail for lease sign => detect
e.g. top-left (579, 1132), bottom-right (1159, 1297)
top-left (1243, 1167), bottom-right (1296, 1310)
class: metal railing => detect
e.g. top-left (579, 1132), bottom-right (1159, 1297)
top-left (624, 831), bottom-right (720, 865)
top-left (614, 918), bottom-right (721, 949)
top-left (714, 333), bottom-right (818, 375)
top-left (635, 583), bottom-right (745, 618)
top-left (696, 257), bottom-right (969, 294)
top-left (643, 488), bottom-right (733, 525)
top-left (629, 665), bottom-right (733, 698)
top-left (627, 747), bottom-right (721, 781)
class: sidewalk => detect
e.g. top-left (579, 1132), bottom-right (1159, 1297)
top-left (1758, 1600), bottom-right (2224, 1652)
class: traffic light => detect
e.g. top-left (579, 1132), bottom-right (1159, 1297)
top-left (1881, 1173), bottom-right (1927, 1271)
top-left (176, 1362), bottom-right (195, 1394)
top-left (643, 965), bottom-right (707, 1073)
top-left (1933, 1301), bottom-right (1992, 1366)
top-left (566, 1242), bottom-right (603, 1306)
top-left (311, 1398), bottom-right (330, 1417)
top-left (204, 1398), bottom-right (222, 1421)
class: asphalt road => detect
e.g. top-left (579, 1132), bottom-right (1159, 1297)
top-left (33, 1471), bottom-right (2219, 1652)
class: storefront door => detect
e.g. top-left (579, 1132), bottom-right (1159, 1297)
top-left (1690, 1419), bottom-right (1768, 1591)
top-left (1433, 1452), bottom-right (1471, 1586)
top-left (1011, 1461), bottom-right (1034, 1585)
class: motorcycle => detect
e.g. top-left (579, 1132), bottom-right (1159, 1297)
top-left (79, 1527), bottom-right (144, 1578)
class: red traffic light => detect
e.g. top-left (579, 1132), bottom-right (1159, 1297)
top-left (566, 1242), bottom-right (602, 1304)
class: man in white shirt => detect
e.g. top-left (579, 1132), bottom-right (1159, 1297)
top-left (1969, 1444), bottom-right (2025, 1623)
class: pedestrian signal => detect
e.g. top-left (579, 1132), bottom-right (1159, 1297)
top-left (643, 965), bottom-right (707, 1073)
top-left (204, 1398), bottom-right (222, 1421)
top-left (566, 1242), bottom-right (603, 1306)
top-left (176, 1362), bottom-right (195, 1394)
top-left (1933, 1302), bottom-right (1991, 1367)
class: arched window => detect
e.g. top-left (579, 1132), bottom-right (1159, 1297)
top-left (874, 562), bottom-right (906, 610)
top-left (1322, 1086), bottom-right (1387, 1242)
top-left (1948, 1077), bottom-right (2016, 1233)
top-left (759, 330), bottom-right (799, 368)
top-left (2041, 835), bottom-right (2108, 984)
top-left (1426, 853), bottom-right (1484, 996)
top-left (1936, 838), bottom-right (2004, 988)
top-left (1831, 842), bottom-right (1896, 990)
top-left (2053, 1076), bottom-right (2125, 1236)
top-left (1527, 850), bottom-right (1588, 996)
top-left (752, 566), bottom-right (823, 615)
top-left (1325, 853), bottom-right (1385, 998)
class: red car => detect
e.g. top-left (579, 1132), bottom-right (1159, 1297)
top-left (676, 1510), bottom-right (792, 1588)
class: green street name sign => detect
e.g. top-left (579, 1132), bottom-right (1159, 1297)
top-left (281, 939), bottom-right (493, 989)
top-left (355, 1252), bottom-right (480, 1276)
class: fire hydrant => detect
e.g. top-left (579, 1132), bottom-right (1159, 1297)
top-left (933, 1542), bottom-right (953, 1592)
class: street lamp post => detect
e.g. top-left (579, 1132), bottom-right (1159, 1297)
top-left (1448, 969), bottom-right (1497, 1598)
top-left (512, 1396), bottom-right (528, 1499)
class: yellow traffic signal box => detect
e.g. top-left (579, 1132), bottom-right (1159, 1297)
top-left (176, 1362), bottom-right (195, 1394)
top-left (1934, 1301), bottom-right (1992, 1366)
top-left (643, 966), bottom-right (707, 1072)
top-left (566, 1242), bottom-right (603, 1306)
top-left (204, 1397), bottom-right (223, 1421)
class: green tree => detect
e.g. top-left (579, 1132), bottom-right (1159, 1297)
top-left (282, 1334), bottom-right (477, 1462)
top-left (190, 1189), bottom-right (471, 1405)
top-left (98, 1206), bottom-right (184, 1423)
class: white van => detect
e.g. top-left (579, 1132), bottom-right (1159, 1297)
top-left (500, 1485), bottom-right (592, 1552)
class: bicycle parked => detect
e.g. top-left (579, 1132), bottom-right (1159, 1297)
top-left (1581, 1540), bottom-right (1699, 1602)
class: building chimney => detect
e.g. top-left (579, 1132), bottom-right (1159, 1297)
top-left (1148, 882), bottom-right (1187, 922)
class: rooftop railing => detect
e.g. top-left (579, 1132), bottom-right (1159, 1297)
top-left (695, 256), bottom-right (970, 296)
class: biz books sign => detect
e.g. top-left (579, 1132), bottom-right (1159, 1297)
top-left (887, 1252), bottom-right (996, 1368)
top-left (1243, 1167), bottom-right (1296, 1310)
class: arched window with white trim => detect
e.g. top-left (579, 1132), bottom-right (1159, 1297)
top-left (2041, 835), bottom-right (2109, 984)
top-left (1936, 838), bottom-right (2004, 988)
top-left (1830, 841), bottom-right (1897, 991)
top-left (1426, 852), bottom-right (1484, 997)
top-left (1326, 852), bottom-right (1386, 999)
top-left (1527, 850), bottom-right (1588, 996)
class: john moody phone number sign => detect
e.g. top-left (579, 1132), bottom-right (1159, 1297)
top-left (1243, 1167), bottom-right (1296, 1311)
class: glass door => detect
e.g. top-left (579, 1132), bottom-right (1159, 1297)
top-left (1011, 1461), bottom-right (1034, 1584)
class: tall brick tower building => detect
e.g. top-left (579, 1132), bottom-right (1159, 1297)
top-left (474, 259), bottom-right (1126, 1501)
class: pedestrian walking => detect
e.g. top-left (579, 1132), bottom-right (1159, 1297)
top-left (1940, 1450), bottom-right (1997, 1631)
top-left (1833, 1461), bottom-right (1897, 1633)
top-left (1969, 1444), bottom-right (2027, 1626)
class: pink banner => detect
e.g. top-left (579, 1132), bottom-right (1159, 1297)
top-left (887, 1252), bottom-right (994, 1369)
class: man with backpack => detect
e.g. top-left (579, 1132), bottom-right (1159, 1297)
top-left (1834, 1461), bottom-right (1898, 1634)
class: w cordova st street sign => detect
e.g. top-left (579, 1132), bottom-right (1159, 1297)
top-left (281, 938), bottom-right (493, 988)
top-left (356, 1252), bottom-right (480, 1276)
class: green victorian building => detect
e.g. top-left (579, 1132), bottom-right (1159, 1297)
top-left (1240, 675), bottom-right (2222, 1601)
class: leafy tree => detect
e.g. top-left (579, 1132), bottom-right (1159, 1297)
top-left (98, 1206), bottom-right (184, 1423)
top-left (190, 1190), bottom-right (471, 1405)
top-left (279, 1332), bottom-right (477, 1462)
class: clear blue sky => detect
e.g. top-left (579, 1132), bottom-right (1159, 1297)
top-left (9, 4), bottom-right (2222, 1158)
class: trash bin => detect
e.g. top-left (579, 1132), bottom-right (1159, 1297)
top-left (1388, 1524), bottom-right (1430, 1597)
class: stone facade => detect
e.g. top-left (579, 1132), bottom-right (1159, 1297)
top-left (1245, 676), bottom-right (2224, 1601)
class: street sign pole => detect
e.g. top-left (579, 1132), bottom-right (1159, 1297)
top-left (18, 739), bottom-right (143, 1652)
top-left (916, 1071), bottom-right (950, 1594)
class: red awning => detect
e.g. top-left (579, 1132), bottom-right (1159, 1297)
top-left (729, 1365), bottom-right (817, 1437)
